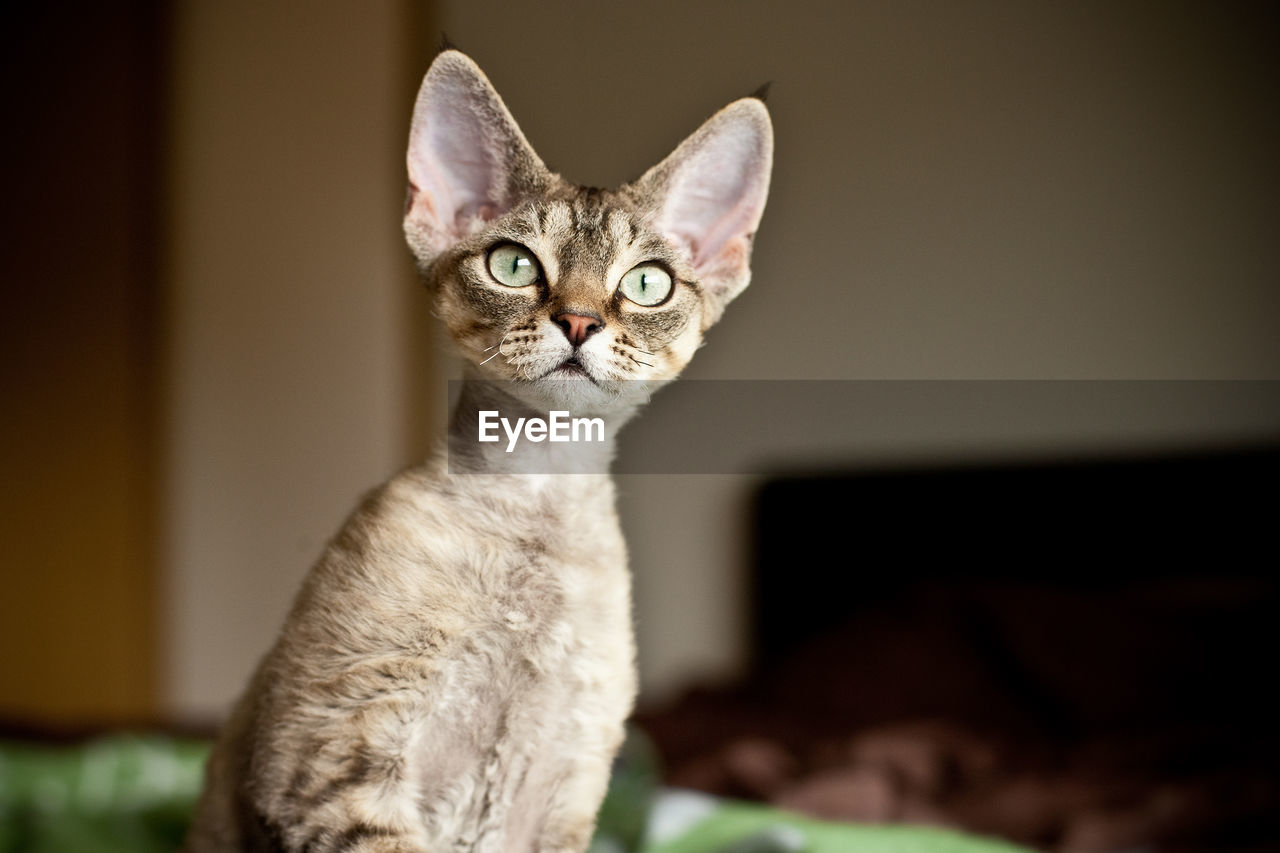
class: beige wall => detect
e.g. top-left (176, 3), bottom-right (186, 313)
top-left (162, 0), bottom-right (436, 721)
top-left (434, 1), bottom-right (1280, 700)
top-left (158, 1), bottom-right (1279, 720)
top-left (434, 1), bottom-right (1278, 380)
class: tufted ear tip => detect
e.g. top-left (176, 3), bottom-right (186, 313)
top-left (421, 48), bottom-right (490, 91)
top-left (719, 96), bottom-right (774, 152)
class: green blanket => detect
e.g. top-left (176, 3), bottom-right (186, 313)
top-left (640, 795), bottom-right (1026, 853)
top-left (0, 736), bottom-right (1026, 853)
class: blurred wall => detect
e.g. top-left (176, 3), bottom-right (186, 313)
top-left (433, 1), bottom-right (1279, 379)
top-left (161, 0), bottom-right (437, 721)
top-left (5, 2), bottom-right (1276, 725)
top-left (430, 1), bottom-right (1280, 700)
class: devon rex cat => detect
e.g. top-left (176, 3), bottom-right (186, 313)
top-left (185, 48), bottom-right (772, 853)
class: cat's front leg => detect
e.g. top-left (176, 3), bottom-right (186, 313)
top-left (258, 780), bottom-right (436, 853)
top-left (535, 747), bottom-right (617, 853)
top-left (256, 786), bottom-right (437, 853)
top-left (298, 828), bottom-right (430, 853)
top-left (250, 689), bottom-right (440, 853)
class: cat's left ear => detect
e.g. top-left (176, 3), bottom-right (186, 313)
top-left (634, 98), bottom-right (773, 326)
top-left (404, 50), bottom-right (553, 263)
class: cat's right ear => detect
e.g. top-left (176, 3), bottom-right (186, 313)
top-left (404, 51), bottom-right (552, 263)
top-left (633, 98), bottom-right (773, 327)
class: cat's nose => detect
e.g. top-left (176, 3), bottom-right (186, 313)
top-left (554, 312), bottom-right (603, 346)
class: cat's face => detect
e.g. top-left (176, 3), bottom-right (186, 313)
top-left (404, 51), bottom-right (772, 416)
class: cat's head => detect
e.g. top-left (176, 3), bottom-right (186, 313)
top-left (404, 50), bottom-right (771, 417)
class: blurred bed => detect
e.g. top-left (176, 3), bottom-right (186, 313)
top-left (4, 449), bottom-right (1274, 852)
top-left (636, 447), bottom-right (1280, 852)
top-left (0, 730), bottom-right (1025, 853)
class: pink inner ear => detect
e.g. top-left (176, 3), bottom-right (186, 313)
top-left (659, 125), bottom-right (769, 274)
top-left (408, 98), bottom-right (504, 241)
top-left (406, 54), bottom-right (543, 249)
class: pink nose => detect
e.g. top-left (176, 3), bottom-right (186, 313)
top-left (554, 312), bottom-right (603, 346)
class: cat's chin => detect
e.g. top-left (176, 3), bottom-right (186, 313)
top-left (512, 376), bottom-right (646, 419)
top-left (462, 356), bottom-right (661, 419)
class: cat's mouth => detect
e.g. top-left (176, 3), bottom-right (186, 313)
top-left (544, 354), bottom-right (598, 384)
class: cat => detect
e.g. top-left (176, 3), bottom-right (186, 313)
top-left (183, 48), bottom-right (772, 853)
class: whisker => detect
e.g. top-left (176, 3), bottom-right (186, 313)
top-left (480, 331), bottom-right (511, 365)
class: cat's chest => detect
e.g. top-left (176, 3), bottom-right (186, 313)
top-left (372, 469), bottom-right (632, 716)
top-left (440, 480), bottom-right (625, 638)
top-left (396, 481), bottom-right (633, 851)
top-left (255, 473), bottom-right (634, 852)
top-left (444, 508), bottom-right (630, 702)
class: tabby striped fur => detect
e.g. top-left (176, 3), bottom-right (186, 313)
top-left (184, 49), bottom-right (771, 852)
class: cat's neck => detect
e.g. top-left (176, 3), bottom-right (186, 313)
top-left (445, 376), bottom-right (623, 476)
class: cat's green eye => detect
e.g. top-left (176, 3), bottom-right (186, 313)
top-left (618, 263), bottom-right (673, 307)
top-left (487, 244), bottom-right (542, 288)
